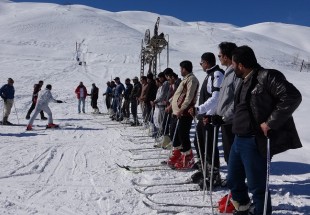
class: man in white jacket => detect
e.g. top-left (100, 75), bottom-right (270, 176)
top-left (26, 84), bottom-right (63, 130)
top-left (189, 52), bottom-right (224, 188)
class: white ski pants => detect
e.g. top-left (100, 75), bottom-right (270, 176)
top-left (28, 104), bottom-right (53, 125)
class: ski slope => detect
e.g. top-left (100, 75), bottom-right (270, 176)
top-left (0, 1), bottom-right (309, 214)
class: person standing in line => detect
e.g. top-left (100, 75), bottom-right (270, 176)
top-left (111, 77), bottom-right (125, 120)
top-left (0, 78), bottom-right (15, 125)
top-left (103, 81), bottom-right (113, 114)
top-left (121, 78), bottom-right (133, 122)
top-left (166, 60), bottom-right (199, 170)
top-left (109, 81), bottom-right (116, 116)
top-left (227, 45), bottom-right (302, 215)
top-left (26, 84), bottom-right (63, 130)
top-left (26, 80), bottom-right (47, 120)
top-left (212, 42), bottom-right (239, 164)
top-left (154, 68), bottom-right (174, 148)
top-left (188, 52), bottom-right (224, 188)
top-left (151, 77), bottom-right (164, 137)
top-left (157, 71), bottom-right (182, 149)
top-left (144, 73), bottom-right (158, 129)
top-left (130, 76), bottom-right (142, 126)
top-left (75, 82), bottom-right (87, 113)
top-left (90, 83), bottom-right (99, 114)
top-left (138, 76), bottom-right (149, 124)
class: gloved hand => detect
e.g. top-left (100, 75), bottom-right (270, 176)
top-left (211, 115), bottom-right (225, 126)
top-left (57, 100), bottom-right (63, 103)
top-left (202, 115), bottom-right (212, 125)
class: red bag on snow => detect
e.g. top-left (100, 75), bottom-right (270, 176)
top-left (218, 193), bottom-right (235, 213)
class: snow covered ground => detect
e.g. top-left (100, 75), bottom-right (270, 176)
top-left (0, 1), bottom-right (309, 214)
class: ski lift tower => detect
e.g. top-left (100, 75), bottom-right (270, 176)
top-left (140, 17), bottom-right (169, 78)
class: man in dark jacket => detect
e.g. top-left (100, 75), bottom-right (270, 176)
top-left (121, 78), bottom-right (133, 122)
top-left (103, 81), bottom-right (113, 114)
top-left (90, 83), bottom-right (99, 114)
top-left (130, 76), bottom-right (141, 126)
top-left (141, 73), bottom-right (157, 126)
top-left (0, 78), bottom-right (15, 125)
top-left (111, 77), bottom-right (125, 120)
top-left (26, 80), bottom-right (47, 120)
top-left (228, 46), bottom-right (302, 215)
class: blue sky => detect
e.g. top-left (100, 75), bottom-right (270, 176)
top-left (14, 0), bottom-right (310, 27)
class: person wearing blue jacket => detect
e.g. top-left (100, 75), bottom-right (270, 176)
top-left (0, 78), bottom-right (15, 125)
top-left (111, 77), bottom-right (125, 120)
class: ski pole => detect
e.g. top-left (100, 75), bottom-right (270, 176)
top-left (202, 124), bottom-right (209, 201)
top-left (146, 107), bottom-right (154, 141)
top-left (157, 113), bottom-right (170, 163)
top-left (85, 97), bottom-right (88, 113)
top-left (2, 100), bottom-right (4, 121)
top-left (160, 112), bottom-right (170, 147)
top-left (13, 101), bottom-right (20, 124)
top-left (208, 124), bottom-right (218, 215)
top-left (224, 191), bottom-right (231, 213)
top-left (193, 117), bottom-right (205, 183)
top-left (263, 137), bottom-right (271, 215)
top-left (166, 118), bottom-right (179, 159)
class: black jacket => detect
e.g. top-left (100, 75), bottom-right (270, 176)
top-left (234, 67), bottom-right (302, 157)
top-left (130, 82), bottom-right (142, 100)
top-left (91, 86), bottom-right (99, 100)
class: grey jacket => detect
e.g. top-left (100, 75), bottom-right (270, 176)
top-left (216, 65), bottom-right (240, 124)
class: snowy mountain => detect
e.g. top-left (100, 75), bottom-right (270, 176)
top-left (0, 1), bottom-right (309, 214)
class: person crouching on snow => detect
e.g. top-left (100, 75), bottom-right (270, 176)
top-left (26, 84), bottom-right (63, 130)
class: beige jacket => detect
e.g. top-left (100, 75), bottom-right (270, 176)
top-left (171, 73), bottom-right (199, 116)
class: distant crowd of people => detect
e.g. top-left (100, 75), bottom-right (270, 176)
top-left (0, 43), bottom-right (303, 215)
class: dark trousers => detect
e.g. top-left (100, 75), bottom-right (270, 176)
top-left (131, 99), bottom-right (138, 123)
top-left (105, 96), bottom-right (112, 109)
top-left (142, 102), bottom-right (152, 123)
top-left (91, 99), bottom-right (98, 109)
top-left (26, 102), bottom-right (45, 118)
top-left (122, 99), bottom-right (130, 118)
top-left (171, 115), bottom-right (193, 152)
top-left (193, 120), bottom-right (220, 168)
top-left (221, 123), bottom-right (234, 163)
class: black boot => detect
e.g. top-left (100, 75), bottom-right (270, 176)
top-left (192, 160), bottom-right (202, 170)
top-left (198, 167), bottom-right (222, 190)
top-left (233, 210), bottom-right (249, 215)
top-left (190, 171), bottom-right (204, 183)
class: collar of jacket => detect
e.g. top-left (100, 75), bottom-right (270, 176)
top-left (206, 65), bottom-right (220, 75)
top-left (183, 72), bottom-right (193, 80)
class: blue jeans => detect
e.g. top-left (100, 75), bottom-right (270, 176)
top-left (227, 136), bottom-right (272, 215)
top-left (112, 97), bottom-right (121, 117)
top-left (78, 98), bottom-right (85, 113)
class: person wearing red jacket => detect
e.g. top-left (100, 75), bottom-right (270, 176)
top-left (75, 82), bottom-right (87, 113)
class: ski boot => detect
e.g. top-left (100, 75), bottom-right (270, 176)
top-left (167, 148), bottom-right (182, 167)
top-left (46, 123), bottom-right (59, 129)
top-left (174, 150), bottom-right (195, 170)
